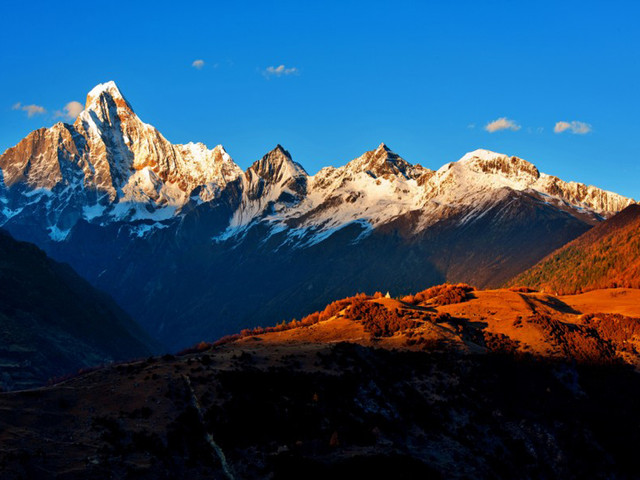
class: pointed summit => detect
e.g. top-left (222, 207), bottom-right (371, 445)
top-left (86, 81), bottom-right (125, 103)
top-left (79, 81), bottom-right (135, 124)
top-left (272, 144), bottom-right (291, 158)
top-left (248, 145), bottom-right (307, 185)
top-left (347, 143), bottom-right (417, 179)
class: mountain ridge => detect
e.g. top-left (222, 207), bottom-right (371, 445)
top-left (0, 81), bottom-right (633, 246)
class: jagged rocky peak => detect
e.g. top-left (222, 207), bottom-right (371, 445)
top-left (0, 81), bottom-right (247, 229)
top-left (79, 80), bottom-right (135, 124)
top-left (176, 143), bottom-right (234, 169)
top-left (347, 143), bottom-right (426, 180)
top-left (174, 143), bottom-right (243, 193)
top-left (458, 149), bottom-right (541, 182)
top-left (248, 145), bottom-right (308, 184)
top-left (0, 123), bottom-right (80, 188)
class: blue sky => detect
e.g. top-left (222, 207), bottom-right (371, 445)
top-left (1, 0), bottom-right (639, 198)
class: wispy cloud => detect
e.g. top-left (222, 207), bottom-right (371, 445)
top-left (262, 64), bottom-right (299, 78)
top-left (485, 117), bottom-right (521, 133)
top-left (12, 102), bottom-right (46, 117)
top-left (554, 120), bottom-right (592, 134)
top-left (192, 59), bottom-right (205, 69)
top-left (54, 101), bottom-right (83, 121)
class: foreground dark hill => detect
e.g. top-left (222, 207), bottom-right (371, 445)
top-left (510, 204), bottom-right (640, 294)
top-left (0, 231), bottom-right (159, 391)
top-left (2, 285), bottom-right (640, 478)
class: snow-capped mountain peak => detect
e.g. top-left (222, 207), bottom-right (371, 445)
top-left (86, 80), bottom-right (126, 101)
top-left (420, 149), bottom-right (631, 221)
top-left (428, 150), bottom-right (542, 197)
top-left (0, 82), bottom-right (246, 235)
top-left (457, 149), bottom-right (541, 183)
top-left (345, 143), bottom-right (426, 180)
top-left (79, 80), bottom-right (136, 126)
top-left (247, 145), bottom-right (307, 184)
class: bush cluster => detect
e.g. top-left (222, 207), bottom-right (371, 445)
top-left (345, 300), bottom-right (418, 337)
top-left (402, 283), bottom-right (475, 306)
top-left (526, 314), bottom-right (617, 363)
top-left (583, 313), bottom-right (640, 353)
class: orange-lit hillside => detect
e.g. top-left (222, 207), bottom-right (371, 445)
top-left (182, 283), bottom-right (640, 369)
top-left (509, 204), bottom-right (640, 294)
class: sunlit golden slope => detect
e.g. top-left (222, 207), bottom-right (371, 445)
top-left (509, 204), bottom-right (640, 294)
top-left (204, 284), bottom-right (640, 368)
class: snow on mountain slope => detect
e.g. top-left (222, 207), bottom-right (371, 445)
top-left (0, 81), bottom-right (242, 237)
top-left (218, 143), bottom-right (428, 244)
top-left (439, 149), bottom-right (630, 215)
top-left (0, 82), bottom-right (634, 245)
top-left (279, 144), bottom-right (428, 240)
top-left (227, 145), bottom-right (308, 230)
top-left (216, 145), bottom-right (633, 246)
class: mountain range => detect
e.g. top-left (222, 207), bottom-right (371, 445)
top-left (0, 81), bottom-right (634, 349)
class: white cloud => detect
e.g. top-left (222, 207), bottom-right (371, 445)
top-left (554, 120), bottom-right (592, 134)
top-left (54, 101), bottom-right (83, 120)
top-left (12, 102), bottom-right (46, 117)
top-left (192, 59), bottom-right (205, 69)
top-left (263, 64), bottom-right (299, 78)
top-left (484, 117), bottom-right (521, 133)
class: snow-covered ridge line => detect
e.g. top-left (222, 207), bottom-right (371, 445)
top-left (0, 81), bottom-right (634, 244)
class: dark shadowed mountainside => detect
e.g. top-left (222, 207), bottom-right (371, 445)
top-left (0, 230), bottom-right (161, 391)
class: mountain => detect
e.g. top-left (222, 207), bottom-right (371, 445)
top-left (509, 204), bottom-right (640, 294)
top-left (2, 285), bottom-right (640, 478)
top-left (0, 81), bottom-right (242, 242)
top-left (0, 230), bottom-right (159, 391)
top-left (0, 81), bottom-right (634, 349)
